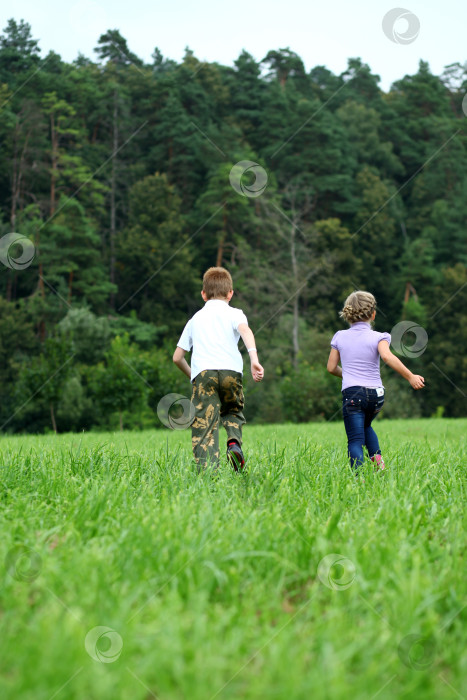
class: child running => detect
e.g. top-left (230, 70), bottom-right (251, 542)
top-left (327, 291), bottom-right (425, 471)
top-left (173, 267), bottom-right (264, 471)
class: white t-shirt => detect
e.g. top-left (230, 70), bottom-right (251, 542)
top-left (177, 300), bottom-right (248, 380)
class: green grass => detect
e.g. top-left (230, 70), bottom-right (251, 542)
top-left (0, 419), bottom-right (465, 700)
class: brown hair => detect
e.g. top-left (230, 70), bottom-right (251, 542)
top-left (339, 291), bottom-right (376, 324)
top-left (203, 267), bottom-right (233, 300)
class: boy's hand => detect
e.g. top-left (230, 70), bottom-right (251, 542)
top-left (251, 360), bottom-right (264, 382)
top-left (409, 374), bottom-right (425, 390)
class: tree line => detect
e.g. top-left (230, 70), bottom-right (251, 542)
top-left (0, 18), bottom-right (466, 432)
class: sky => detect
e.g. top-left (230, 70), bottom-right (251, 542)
top-left (1, 0), bottom-right (466, 91)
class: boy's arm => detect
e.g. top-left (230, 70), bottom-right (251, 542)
top-left (173, 346), bottom-right (191, 379)
top-left (378, 340), bottom-right (425, 389)
top-left (238, 323), bottom-right (264, 382)
top-left (327, 348), bottom-right (343, 378)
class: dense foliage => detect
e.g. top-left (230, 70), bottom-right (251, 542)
top-left (0, 19), bottom-right (466, 432)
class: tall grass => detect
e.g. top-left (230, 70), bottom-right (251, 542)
top-left (0, 419), bottom-right (465, 699)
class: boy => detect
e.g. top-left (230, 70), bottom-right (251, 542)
top-left (173, 267), bottom-right (264, 470)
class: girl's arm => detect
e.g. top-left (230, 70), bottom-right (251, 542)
top-left (173, 346), bottom-right (191, 379)
top-left (378, 340), bottom-right (425, 389)
top-left (327, 348), bottom-right (343, 378)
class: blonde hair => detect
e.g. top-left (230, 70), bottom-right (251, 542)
top-left (203, 267), bottom-right (233, 299)
top-left (339, 291), bottom-right (376, 324)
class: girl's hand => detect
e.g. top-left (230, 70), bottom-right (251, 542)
top-left (251, 361), bottom-right (264, 382)
top-left (409, 374), bottom-right (425, 390)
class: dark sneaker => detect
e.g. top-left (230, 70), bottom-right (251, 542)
top-left (227, 440), bottom-right (245, 472)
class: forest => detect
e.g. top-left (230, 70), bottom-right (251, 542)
top-left (0, 18), bottom-right (466, 433)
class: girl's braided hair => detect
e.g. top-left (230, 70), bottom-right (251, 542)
top-left (339, 291), bottom-right (376, 324)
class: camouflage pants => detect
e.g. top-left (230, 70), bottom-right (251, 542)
top-left (191, 370), bottom-right (245, 469)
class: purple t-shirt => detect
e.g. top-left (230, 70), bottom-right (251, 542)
top-left (330, 322), bottom-right (391, 391)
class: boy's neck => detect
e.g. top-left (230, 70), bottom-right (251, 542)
top-left (201, 289), bottom-right (233, 304)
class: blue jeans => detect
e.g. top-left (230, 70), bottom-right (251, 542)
top-left (342, 386), bottom-right (385, 469)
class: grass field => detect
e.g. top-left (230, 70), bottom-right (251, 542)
top-left (0, 418), bottom-right (465, 700)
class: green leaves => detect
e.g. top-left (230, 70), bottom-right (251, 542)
top-left (116, 173), bottom-right (198, 329)
top-left (0, 26), bottom-right (466, 429)
top-left (88, 335), bottom-right (149, 431)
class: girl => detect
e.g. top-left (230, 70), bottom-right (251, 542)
top-left (327, 291), bottom-right (425, 471)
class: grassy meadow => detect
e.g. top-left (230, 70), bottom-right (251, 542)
top-left (0, 418), bottom-right (465, 699)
